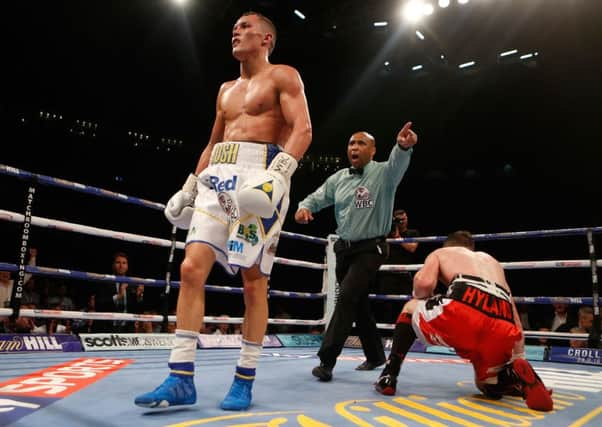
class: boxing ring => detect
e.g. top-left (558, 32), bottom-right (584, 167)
top-left (1, 164), bottom-right (602, 427)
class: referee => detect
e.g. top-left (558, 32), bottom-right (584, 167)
top-left (295, 122), bottom-right (418, 381)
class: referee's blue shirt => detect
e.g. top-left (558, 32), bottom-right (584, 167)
top-left (298, 144), bottom-right (413, 241)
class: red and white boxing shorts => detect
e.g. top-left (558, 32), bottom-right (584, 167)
top-left (412, 274), bottom-right (522, 382)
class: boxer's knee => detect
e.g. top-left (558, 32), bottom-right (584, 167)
top-left (242, 268), bottom-right (268, 304)
top-left (180, 258), bottom-right (201, 288)
top-left (180, 245), bottom-right (214, 287)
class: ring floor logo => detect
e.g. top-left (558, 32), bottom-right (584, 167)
top-left (163, 391), bottom-right (601, 427)
top-left (0, 358), bottom-right (132, 425)
top-left (164, 363), bottom-right (602, 426)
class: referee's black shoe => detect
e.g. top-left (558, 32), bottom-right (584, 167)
top-left (355, 359), bottom-right (386, 371)
top-left (312, 363), bottom-right (333, 382)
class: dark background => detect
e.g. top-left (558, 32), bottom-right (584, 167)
top-left (2, 0), bottom-right (602, 318)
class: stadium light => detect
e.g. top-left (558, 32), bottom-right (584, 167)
top-left (458, 61), bottom-right (475, 69)
top-left (500, 49), bottom-right (518, 57)
top-left (439, 0), bottom-right (450, 7)
top-left (403, 1), bottom-right (426, 23)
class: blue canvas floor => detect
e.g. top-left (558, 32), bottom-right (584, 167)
top-left (1, 347), bottom-right (601, 426)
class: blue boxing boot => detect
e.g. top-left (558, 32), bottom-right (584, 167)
top-left (134, 362), bottom-right (196, 408)
top-left (220, 366), bottom-right (255, 410)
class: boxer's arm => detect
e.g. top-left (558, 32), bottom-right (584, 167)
top-left (497, 261), bottom-right (526, 358)
top-left (276, 65), bottom-right (312, 160)
top-left (164, 83), bottom-right (228, 228)
top-left (413, 251), bottom-right (439, 299)
top-left (194, 82), bottom-right (228, 175)
top-left (511, 301), bottom-right (526, 359)
top-left (509, 286), bottom-right (526, 357)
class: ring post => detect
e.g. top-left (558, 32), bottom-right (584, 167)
top-left (10, 179), bottom-right (37, 320)
top-left (586, 229), bottom-right (601, 348)
top-left (162, 224), bottom-right (178, 332)
top-left (323, 234), bottom-right (338, 329)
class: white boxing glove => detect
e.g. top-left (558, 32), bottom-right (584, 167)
top-left (164, 174), bottom-right (198, 229)
top-left (238, 152), bottom-right (298, 218)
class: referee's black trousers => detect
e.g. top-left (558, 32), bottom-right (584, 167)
top-left (318, 238), bottom-right (388, 367)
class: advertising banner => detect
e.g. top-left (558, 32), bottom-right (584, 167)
top-left (79, 333), bottom-right (175, 351)
top-left (0, 334), bottom-right (81, 353)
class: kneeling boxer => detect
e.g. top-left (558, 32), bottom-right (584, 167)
top-left (374, 231), bottom-right (553, 412)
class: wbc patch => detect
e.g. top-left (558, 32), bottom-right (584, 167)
top-left (354, 186), bottom-right (374, 209)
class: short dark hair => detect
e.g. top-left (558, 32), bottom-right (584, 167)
top-left (393, 209), bottom-right (406, 217)
top-left (242, 11), bottom-right (277, 55)
top-left (112, 252), bottom-right (128, 262)
top-left (443, 230), bottom-right (475, 250)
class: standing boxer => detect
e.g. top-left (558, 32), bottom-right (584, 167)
top-left (135, 11), bottom-right (311, 411)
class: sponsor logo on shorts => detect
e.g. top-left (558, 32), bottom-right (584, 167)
top-left (209, 175), bottom-right (238, 192)
top-left (449, 283), bottom-right (514, 323)
top-left (236, 223), bottom-right (259, 245)
top-left (218, 192), bottom-right (239, 221)
top-left (354, 186), bottom-right (374, 209)
top-left (227, 240), bottom-right (244, 253)
top-left (210, 143), bottom-right (240, 164)
top-left (253, 180), bottom-right (274, 200)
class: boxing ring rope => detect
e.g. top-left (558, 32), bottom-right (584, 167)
top-left (0, 164), bottom-right (327, 246)
top-left (0, 263), bottom-right (325, 299)
top-left (386, 228), bottom-right (602, 244)
top-left (1, 163), bottom-right (327, 330)
top-left (0, 308), bottom-right (324, 327)
top-left (0, 210), bottom-right (326, 271)
top-left (2, 164), bottom-right (601, 346)
top-left (0, 257), bottom-right (596, 339)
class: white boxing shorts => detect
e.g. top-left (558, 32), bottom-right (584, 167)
top-left (186, 141), bottom-right (289, 276)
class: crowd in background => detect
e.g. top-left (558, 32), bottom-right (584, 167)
top-left (0, 248), bottom-right (319, 336)
top-left (0, 217), bottom-right (599, 349)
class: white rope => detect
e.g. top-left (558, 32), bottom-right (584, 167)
top-left (521, 330), bottom-right (589, 341)
top-left (0, 308), bottom-right (325, 326)
top-left (374, 321), bottom-right (589, 340)
top-left (273, 257), bottom-right (325, 270)
top-left (0, 209), bottom-right (326, 269)
top-left (379, 259), bottom-right (602, 272)
top-left (0, 209), bottom-right (184, 249)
